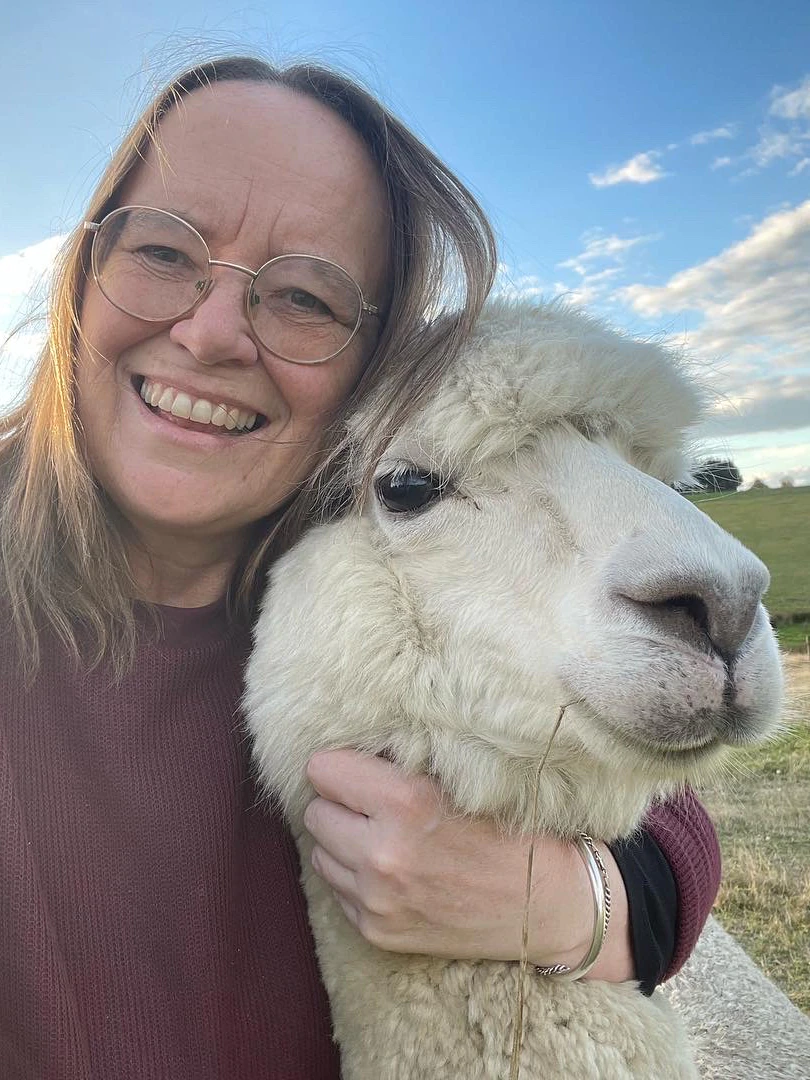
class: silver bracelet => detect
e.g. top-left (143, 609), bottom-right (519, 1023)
top-left (535, 833), bottom-right (612, 981)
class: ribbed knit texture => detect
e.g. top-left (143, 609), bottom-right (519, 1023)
top-left (0, 596), bottom-right (720, 1076)
top-left (0, 598), bottom-right (339, 1079)
top-left (644, 790), bottom-right (722, 979)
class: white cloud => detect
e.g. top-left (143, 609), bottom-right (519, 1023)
top-left (0, 234), bottom-right (66, 408)
top-left (789, 157), bottom-right (810, 177)
top-left (589, 151), bottom-right (667, 188)
top-left (769, 75), bottom-right (810, 120)
top-left (690, 125), bottom-right (735, 145)
top-left (0, 234), bottom-right (65, 331)
top-left (751, 128), bottom-right (810, 167)
top-left (711, 156), bottom-right (733, 170)
top-left (558, 232), bottom-right (653, 275)
top-left (733, 74), bottom-right (810, 177)
top-left (622, 200), bottom-right (810, 318)
top-left (621, 200), bottom-right (810, 440)
top-left (548, 229), bottom-right (658, 309)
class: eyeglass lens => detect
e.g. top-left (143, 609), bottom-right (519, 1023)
top-left (91, 207), bottom-right (364, 363)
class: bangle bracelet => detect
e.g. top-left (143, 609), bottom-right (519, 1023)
top-left (535, 833), bottom-right (612, 981)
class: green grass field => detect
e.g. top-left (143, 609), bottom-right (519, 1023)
top-left (684, 486), bottom-right (809, 1012)
top-left (689, 486), bottom-right (810, 648)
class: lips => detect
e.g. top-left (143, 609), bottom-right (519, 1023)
top-left (136, 376), bottom-right (265, 433)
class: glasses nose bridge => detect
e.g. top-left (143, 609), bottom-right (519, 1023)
top-left (207, 257), bottom-right (258, 283)
top-left (198, 258), bottom-right (259, 322)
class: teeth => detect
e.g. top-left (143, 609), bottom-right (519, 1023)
top-left (170, 393), bottom-right (192, 420)
top-left (190, 399), bottom-right (213, 423)
top-left (140, 378), bottom-right (260, 433)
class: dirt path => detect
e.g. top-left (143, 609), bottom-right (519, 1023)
top-left (785, 654), bottom-right (810, 717)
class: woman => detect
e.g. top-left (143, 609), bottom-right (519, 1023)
top-left (0, 57), bottom-right (719, 1078)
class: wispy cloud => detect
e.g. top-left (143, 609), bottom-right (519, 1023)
top-left (690, 124), bottom-right (736, 145)
top-left (589, 151), bottom-right (667, 188)
top-left (769, 75), bottom-right (810, 120)
top-left (711, 156), bottom-right (733, 170)
top-left (545, 229), bottom-right (658, 308)
top-left (558, 232), bottom-right (653, 274)
top-left (739, 73), bottom-right (810, 176)
top-left (621, 200), bottom-right (810, 438)
top-left (751, 128), bottom-right (809, 167)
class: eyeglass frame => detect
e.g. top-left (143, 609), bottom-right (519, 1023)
top-left (82, 205), bottom-right (382, 365)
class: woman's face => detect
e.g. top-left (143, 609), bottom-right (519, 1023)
top-left (76, 81), bottom-right (390, 552)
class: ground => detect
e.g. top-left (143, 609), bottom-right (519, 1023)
top-left (699, 655), bottom-right (810, 1014)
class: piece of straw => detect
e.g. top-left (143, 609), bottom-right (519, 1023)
top-left (508, 703), bottom-right (568, 1080)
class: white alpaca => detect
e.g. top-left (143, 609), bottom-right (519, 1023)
top-left (244, 300), bottom-right (783, 1079)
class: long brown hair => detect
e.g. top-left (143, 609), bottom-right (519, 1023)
top-left (0, 55), bottom-right (497, 675)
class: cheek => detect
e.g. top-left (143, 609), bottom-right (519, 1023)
top-left (270, 352), bottom-right (364, 428)
top-left (79, 282), bottom-right (147, 364)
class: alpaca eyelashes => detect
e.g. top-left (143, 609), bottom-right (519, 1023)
top-left (375, 467), bottom-right (447, 514)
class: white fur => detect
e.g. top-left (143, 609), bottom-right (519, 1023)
top-left (244, 300), bottom-right (784, 1078)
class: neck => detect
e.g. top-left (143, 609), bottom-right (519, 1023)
top-left (126, 525), bottom-right (250, 608)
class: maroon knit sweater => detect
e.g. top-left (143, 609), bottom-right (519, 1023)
top-left (0, 599), bottom-right (720, 1079)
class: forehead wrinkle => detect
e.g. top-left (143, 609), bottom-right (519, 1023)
top-left (133, 83), bottom-right (389, 302)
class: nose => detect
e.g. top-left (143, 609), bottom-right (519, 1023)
top-left (609, 529), bottom-right (770, 662)
top-left (168, 272), bottom-right (259, 368)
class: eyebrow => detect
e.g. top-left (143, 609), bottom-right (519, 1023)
top-left (150, 205), bottom-right (377, 299)
top-left (159, 206), bottom-right (210, 237)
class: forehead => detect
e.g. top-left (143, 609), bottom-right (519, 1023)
top-left (119, 81), bottom-right (390, 284)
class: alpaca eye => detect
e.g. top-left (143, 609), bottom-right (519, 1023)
top-left (375, 468), bottom-right (444, 513)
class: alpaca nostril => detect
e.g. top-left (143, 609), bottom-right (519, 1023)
top-left (636, 593), bottom-right (715, 657)
top-left (620, 580), bottom-right (763, 663)
top-left (659, 594), bottom-right (710, 637)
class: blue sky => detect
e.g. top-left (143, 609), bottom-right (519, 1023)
top-left (2, 0), bottom-right (809, 484)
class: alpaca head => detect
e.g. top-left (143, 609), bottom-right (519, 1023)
top-left (247, 300), bottom-right (784, 835)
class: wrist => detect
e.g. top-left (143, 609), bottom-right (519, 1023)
top-left (529, 838), bottom-right (633, 983)
top-left (582, 843), bottom-right (633, 982)
top-left (527, 835), bottom-right (594, 969)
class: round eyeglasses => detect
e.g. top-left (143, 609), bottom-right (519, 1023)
top-left (83, 206), bottom-right (381, 365)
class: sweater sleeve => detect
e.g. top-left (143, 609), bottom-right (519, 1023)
top-left (608, 828), bottom-right (677, 995)
top-left (642, 788), bottom-right (722, 980)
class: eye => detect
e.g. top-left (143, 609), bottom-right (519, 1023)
top-left (251, 286), bottom-right (334, 320)
top-left (289, 288), bottom-right (331, 315)
top-left (375, 468), bottom-right (445, 513)
top-left (137, 245), bottom-right (189, 266)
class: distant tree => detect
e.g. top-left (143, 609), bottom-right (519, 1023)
top-left (689, 458), bottom-right (743, 492)
top-left (780, 476), bottom-right (795, 489)
top-left (749, 478), bottom-right (768, 490)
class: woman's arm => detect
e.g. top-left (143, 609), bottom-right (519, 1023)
top-left (303, 751), bottom-right (718, 988)
top-left (642, 789), bottom-right (722, 979)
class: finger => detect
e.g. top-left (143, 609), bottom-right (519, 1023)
top-left (334, 893), bottom-right (361, 933)
top-left (303, 795), bottom-right (372, 870)
top-left (310, 842), bottom-right (361, 904)
top-left (307, 749), bottom-right (413, 817)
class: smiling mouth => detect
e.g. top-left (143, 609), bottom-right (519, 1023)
top-left (134, 376), bottom-right (267, 434)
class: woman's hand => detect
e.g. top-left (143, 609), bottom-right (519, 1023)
top-left (304, 749), bottom-right (634, 982)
